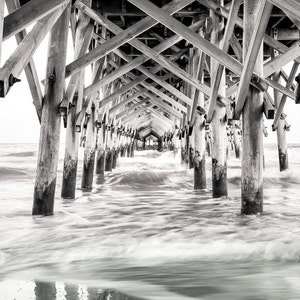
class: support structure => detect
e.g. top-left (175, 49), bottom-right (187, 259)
top-left (241, 0), bottom-right (264, 214)
top-left (32, 4), bottom-right (70, 215)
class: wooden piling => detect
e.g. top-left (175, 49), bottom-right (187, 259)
top-left (95, 114), bottom-right (106, 175)
top-left (241, 0), bottom-right (264, 214)
top-left (61, 0), bottom-right (91, 198)
top-left (273, 71), bottom-right (289, 171)
top-left (81, 106), bottom-right (96, 189)
top-left (210, 6), bottom-right (228, 198)
top-left (32, 4), bottom-right (70, 215)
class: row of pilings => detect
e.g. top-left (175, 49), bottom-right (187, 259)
top-left (30, 0), bottom-right (291, 217)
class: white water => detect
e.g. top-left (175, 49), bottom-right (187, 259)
top-left (1, 144), bottom-right (300, 299)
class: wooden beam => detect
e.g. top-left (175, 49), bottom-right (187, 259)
top-left (268, 0), bottom-right (300, 24)
top-left (264, 40), bottom-right (300, 78)
top-left (122, 103), bottom-right (152, 123)
top-left (66, 0), bottom-right (194, 78)
top-left (233, 0), bottom-right (273, 119)
top-left (144, 92), bottom-right (183, 119)
top-left (60, 23), bottom-right (94, 114)
top-left (272, 61), bottom-right (299, 130)
top-left (206, 0), bottom-right (242, 122)
top-left (5, 0), bottom-right (43, 122)
top-left (78, 3), bottom-right (207, 99)
top-left (106, 45), bottom-right (193, 107)
top-left (0, 5), bottom-right (68, 97)
top-left (86, 18), bottom-right (204, 97)
top-left (3, 0), bottom-right (70, 41)
top-left (110, 90), bottom-right (147, 115)
top-left (115, 97), bottom-right (149, 120)
top-left (263, 91), bottom-right (275, 119)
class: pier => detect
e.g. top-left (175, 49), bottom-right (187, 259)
top-left (1, 0), bottom-right (300, 216)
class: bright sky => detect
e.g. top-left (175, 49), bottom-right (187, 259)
top-left (1, 6), bottom-right (300, 144)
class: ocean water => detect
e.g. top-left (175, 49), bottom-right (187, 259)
top-left (1, 143), bottom-right (300, 299)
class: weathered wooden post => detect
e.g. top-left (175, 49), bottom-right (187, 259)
top-left (210, 6), bottom-right (228, 198)
top-left (61, 1), bottom-right (91, 198)
top-left (240, 0), bottom-right (272, 214)
top-left (232, 122), bottom-right (241, 159)
top-left (81, 106), bottom-right (96, 189)
top-left (105, 121), bottom-right (113, 171)
top-left (33, 4), bottom-right (70, 215)
top-left (95, 113), bottom-right (106, 175)
top-left (273, 71), bottom-right (289, 171)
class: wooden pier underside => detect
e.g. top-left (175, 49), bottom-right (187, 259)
top-left (1, 0), bottom-right (300, 215)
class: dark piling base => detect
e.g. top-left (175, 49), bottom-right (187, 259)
top-left (130, 143), bottom-right (135, 157)
top-left (241, 187), bottom-right (263, 214)
top-left (112, 148), bottom-right (118, 168)
top-left (95, 150), bottom-right (105, 175)
top-left (235, 145), bottom-right (240, 159)
top-left (212, 159), bottom-right (227, 198)
top-left (189, 147), bottom-right (194, 169)
top-left (194, 155), bottom-right (206, 189)
top-left (81, 150), bottom-right (95, 189)
top-left (278, 148), bottom-right (288, 171)
top-left (61, 158), bottom-right (77, 199)
top-left (105, 150), bottom-right (113, 171)
top-left (33, 179), bottom-right (57, 216)
top-left (120, 145), bottom-right (126, 157)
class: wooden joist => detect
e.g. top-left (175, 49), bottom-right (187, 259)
top-left (66, 0), bottom-right (194, 78)
top-left (3, 0), bottom-right (70, 41)
top-left (109, 90), bottom-right (147, 115)
top-left (268, 0), bottom-right (300, 24)
top-left (78, 3), bottom-right (207, 99)
top-left (86, 18), bottom-right (203, 98)
top-left (0, 4), bottom-right (69, 97)
top-left (272, 62), bottom-right (299, 130)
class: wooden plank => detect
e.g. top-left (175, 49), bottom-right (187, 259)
top-left (3, 0), bottom-right (70, 41)
top-left (230, 35), bottom-right (243, 62)
top-left (233, 0), bottom-right (273, 120)
top-left (66, 0), bottom-right (194, 78)
top-left (206, 0), bottom-right (242, 122)
top-left (78, 3), bottom-right (207, 99)
top-left (0, 5), bottom-right (68, 97)
top-left (5, 0), bottom-right (43, 122)
top-left (32, 3), bottom-right (70, 216)
top-left (264, 40), bottom-right (300, 78)
top-left (272, 61), bottom-right (299, 130)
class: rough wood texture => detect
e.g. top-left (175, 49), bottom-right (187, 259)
top-left (241, 0), bottom-right (264, 215)
top-left (210, 4), bottom-right (228, 198)
top-left (0, 0), bottom-right (4, 65)
top-left (32, 4), bottom-right (70, 215)
top-left (3, 0), bottom-right (70, 41)
top-left (0, 4), bottom-right (68, 97)
top-left (62, 0), bottom-right (92, 198)
top-left (82, 107), bottom-right (96, 189)
top-left (3, 0), bottom-right (43, 121)
top-left (273, 72), bottom-right (289, 172)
